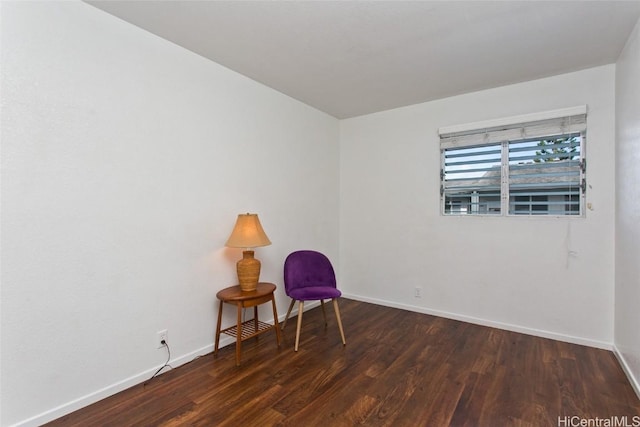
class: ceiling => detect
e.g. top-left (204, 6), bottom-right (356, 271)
top-left (86, 1), bottom-right (640, 119)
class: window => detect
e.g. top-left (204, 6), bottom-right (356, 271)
top-left (441, 143), bottom-right (502, 214)
top-left (440, 107), bottom-right (586, 216)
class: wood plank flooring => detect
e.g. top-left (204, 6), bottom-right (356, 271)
top-left (47, 299), bottom-right (640, 426)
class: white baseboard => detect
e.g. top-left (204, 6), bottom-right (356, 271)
top-left (12, 341), bottom-right (217, 427)
top-left (342, 292), bottom-right (613, 350)
top-left (12, 301), bottom-right (318, 427)
top-left (613, 345), bottom-right (640, 400)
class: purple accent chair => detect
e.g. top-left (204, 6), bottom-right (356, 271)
top-left (282, 250), bottom-right (346, 351)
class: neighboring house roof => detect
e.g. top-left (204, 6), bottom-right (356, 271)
top-left (446, 161), bottom-right (580, 193)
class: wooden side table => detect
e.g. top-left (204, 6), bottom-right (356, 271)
top-left (214, 282), bottom-right (282, 366)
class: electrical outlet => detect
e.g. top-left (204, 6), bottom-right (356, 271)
top-left (157, 329), bottom-right (168, 349)
top-left (414, 287), bottom-right (422, 298)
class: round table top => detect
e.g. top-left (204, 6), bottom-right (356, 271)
top-left (216, 282), bottom-right (276, 301)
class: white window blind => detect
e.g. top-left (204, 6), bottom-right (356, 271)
top-left (439, 107), bottom-right (586, 216)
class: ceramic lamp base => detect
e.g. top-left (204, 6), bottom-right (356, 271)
top-left (237, 250), bottom-right (261, 292)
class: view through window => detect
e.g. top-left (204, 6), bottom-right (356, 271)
top-left (440, 111), bottom-right (586, 216)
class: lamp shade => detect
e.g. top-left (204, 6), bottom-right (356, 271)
top-left (225, 213), bottom-right (271, 249)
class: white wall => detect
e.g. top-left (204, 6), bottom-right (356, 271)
top-left (340, 65), bottom-right (616, 348)
top-left (2, 2), bottom-right (635, 424)
top-left (615, 16), bottom-right (640, 395)
top-left (0, 2), bottom-right (339, 425)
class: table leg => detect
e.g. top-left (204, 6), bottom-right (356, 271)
top-left (271, 295), bottom-right (281, 346)
top-left (214, 300), bottom-right (223, 355)
top-left (254, 306), bottom-right (259, 341)
top-left (235, 303), bottom-right (242, 366)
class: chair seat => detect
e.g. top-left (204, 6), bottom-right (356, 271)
top-left (289, 286), bottom-right (341, 301)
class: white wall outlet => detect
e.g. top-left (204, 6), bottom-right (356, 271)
top-left (157, 329), bottom-right (168, 348)
top-left (414, 286), bottom-right (422, 298)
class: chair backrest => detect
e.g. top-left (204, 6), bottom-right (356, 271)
top-left (283, 250), bottom-right (337, 295)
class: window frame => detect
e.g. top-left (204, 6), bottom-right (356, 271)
top-left (439, 108), bottom-right (587, 218)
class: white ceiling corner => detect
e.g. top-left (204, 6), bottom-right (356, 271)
top-left (85, 0), bottom-right (640, 119)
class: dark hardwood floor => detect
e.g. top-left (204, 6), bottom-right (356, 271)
top-left (47, 299), bottom-right (640, 426)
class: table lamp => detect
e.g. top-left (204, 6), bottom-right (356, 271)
top-left (225, 213), bottom-right (272, 292)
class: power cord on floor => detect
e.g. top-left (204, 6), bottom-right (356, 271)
top-left (144, 339), bottom-right (173, 387)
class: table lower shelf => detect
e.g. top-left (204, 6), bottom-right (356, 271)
top-left (221, 320), bottom-right (274, 341)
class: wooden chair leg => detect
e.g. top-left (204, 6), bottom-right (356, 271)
top-left (333, 298), bottom-right (346, 346)
top-left (295, 301), bottom-right (304, 352)
top-left (320, 299), bottom-right (328, 326)
top-left (282, 299), bottom-right (295, 330)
